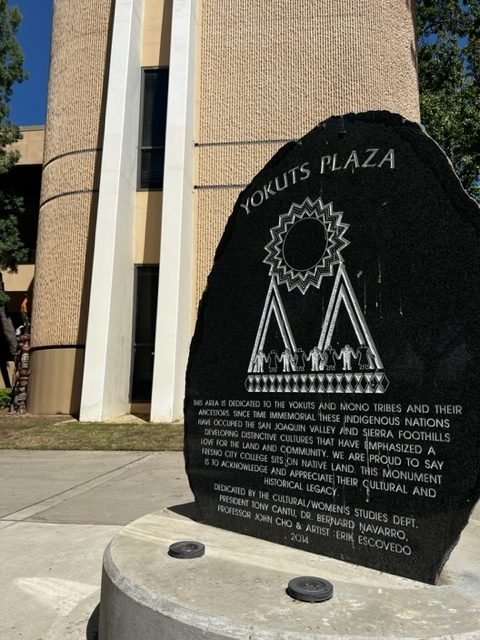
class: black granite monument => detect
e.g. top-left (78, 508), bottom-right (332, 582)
top-left (184, 111), bottom-right (480, 584)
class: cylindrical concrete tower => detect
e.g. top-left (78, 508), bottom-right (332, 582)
top-left (28, 0), bottom-right (113, 414)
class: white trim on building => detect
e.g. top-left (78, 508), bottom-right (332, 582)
top-left (150, 0), bottom-right (198, 422)
top-left (80, 0), bottom-right (144, 421)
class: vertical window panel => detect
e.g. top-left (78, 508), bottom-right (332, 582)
top-left (139, 68), bottom-right (169, 189)
top-left (130, 265), bottom-right (159, 402)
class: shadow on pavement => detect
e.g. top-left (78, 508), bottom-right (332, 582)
top-left (168, 501), bottom-right (200, 520)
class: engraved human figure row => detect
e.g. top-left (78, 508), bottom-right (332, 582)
top-left (252, 345), bottom-right (378, 374)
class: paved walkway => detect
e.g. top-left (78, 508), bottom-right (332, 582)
top-left (0, 450), bottom-right (192, 640)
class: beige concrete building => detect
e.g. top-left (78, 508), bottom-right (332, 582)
top-left (26, 0), bottom-right (420, 420)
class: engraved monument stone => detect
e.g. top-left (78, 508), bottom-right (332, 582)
top-left (184, 111), bottom-right (480, 584)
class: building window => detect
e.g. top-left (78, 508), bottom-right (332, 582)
top-left (138, 68), bottom-right (169, 190)
top-left (130, 265), bottom-right (159, 402)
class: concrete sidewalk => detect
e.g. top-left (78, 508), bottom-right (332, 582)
top-left (0, 450), bottom-right (192, 640)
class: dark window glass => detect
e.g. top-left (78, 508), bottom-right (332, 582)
top-left (139, 68), bottom-right (168, 189)
top-left (0, 164), bottom-right (41, 262)
top-left (140, 149), bottom-right (165, 190)
top-left (130, 265), bottom-right (159, 402)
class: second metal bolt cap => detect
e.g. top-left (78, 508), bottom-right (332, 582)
top-left (287, 576), bottom-right (333, 602)
top-left (168, 541), bottom-right (205, 559)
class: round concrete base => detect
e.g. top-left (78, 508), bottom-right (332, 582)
top-left (98, 504), bottom-right (480, 639)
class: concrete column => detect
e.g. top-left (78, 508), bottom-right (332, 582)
top-left (80, 0), bottom-right (144, 421)
top-left (150, 0), bottom-right (198, 422)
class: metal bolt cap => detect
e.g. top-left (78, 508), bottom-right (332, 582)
top-left (286, 576), bottom-right (333, 602)
top-left (168, 541), bottom-right (205, 559)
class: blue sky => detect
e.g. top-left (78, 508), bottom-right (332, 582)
top-left (8, 0), bottom-right (54, 126)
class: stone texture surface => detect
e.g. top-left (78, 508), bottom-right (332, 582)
top-left (99, 506), bottom-right (480, 640)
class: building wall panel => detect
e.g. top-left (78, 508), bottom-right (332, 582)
top-left (194, 0), bottom-right (420, 308)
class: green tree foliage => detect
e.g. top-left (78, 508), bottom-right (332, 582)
top-left (0, 193), bottom-right (28, 305)
top-left (0, 1), bottom-right (28, 356)
top-left (417, 0), bottom-right (480, 201)
top-left (0, 1), bottom-right (27, 171)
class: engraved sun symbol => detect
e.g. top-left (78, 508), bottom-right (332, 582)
top-left (264, 197), bottom-right (349, 294)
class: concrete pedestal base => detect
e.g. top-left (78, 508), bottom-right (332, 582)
top-left (99, 505), bottom-right (480, 639)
